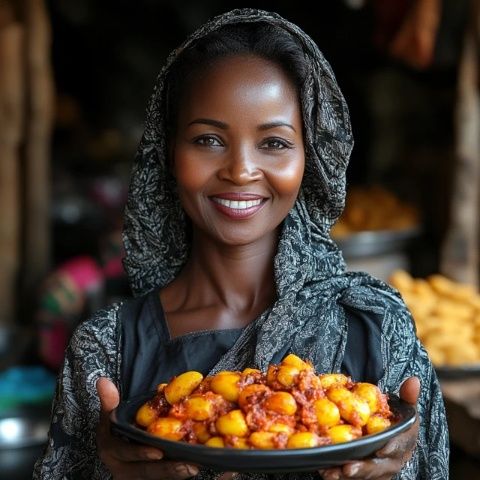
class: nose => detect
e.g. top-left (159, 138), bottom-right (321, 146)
top-left (217, 145), bottom-right (263, 185)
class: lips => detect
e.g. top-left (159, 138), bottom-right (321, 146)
top-left (209, 193), bottom-right (267, 219)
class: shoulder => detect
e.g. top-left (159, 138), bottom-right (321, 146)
top-left (67, 296), bottom-right (152, 371)
top-left (66, 302), bottom-right (125, 390)
top-left (70, 302), bottom-right (122, 353)
top-left (339, 278), bottom-right (415, 337)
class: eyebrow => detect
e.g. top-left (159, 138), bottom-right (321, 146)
top-left (187, 118), bottom-right (228, 129)
top-left (187, 118), bottom-right (297, 133)
top-left (258, 121), bottom-right (296, 133)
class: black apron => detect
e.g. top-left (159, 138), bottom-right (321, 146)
top-left (119, 291), bottom-right (383, 400)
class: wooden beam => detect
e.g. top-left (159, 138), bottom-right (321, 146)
top-left (0, 5), bottom-right (24, 326)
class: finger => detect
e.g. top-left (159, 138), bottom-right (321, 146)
top-left (218, 473), bottom-right (238, 480)
top-left (106, 434), bottom-right (165, 463)
top-left (117, 460), bottom-right (199, 480)
top-left (318, 467), bottom-right (342, 480)
top-left (376, 415), bottom-right (419, 459)
top-left (96, 377), bottom-right (120, 413)
top-left (341, 457), bottom-right (402, 479)
top-left (399, 377), bottom-right (420, 405)
top-left (95, 377), bottom-right (118, 444)
top-left (95, 377), bottom-right (122, 451)
top-left (95, 378), bottom-right (168, 463)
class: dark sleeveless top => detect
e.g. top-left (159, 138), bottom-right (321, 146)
top-left (120, 291), bottom-right (383, 400)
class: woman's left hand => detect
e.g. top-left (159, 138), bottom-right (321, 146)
top-left (319, 377), bottom-right (420, 480)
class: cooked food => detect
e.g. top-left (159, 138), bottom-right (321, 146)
top-left (134, 354), bottom-right (393, 449)
top-left (331, 186), bottom-right (419, 237)
top-left (389, 270), bottom-right (480, 366)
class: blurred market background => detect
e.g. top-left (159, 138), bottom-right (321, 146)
top-left (0, 0), bottom-right (479, 478)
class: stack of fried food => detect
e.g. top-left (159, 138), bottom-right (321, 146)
top-left (389, 270), bottom-right (480, 366)
top-left (135, 354), bottom-right (393, 449)
top-left (331, 186), bottom-right (419, 237)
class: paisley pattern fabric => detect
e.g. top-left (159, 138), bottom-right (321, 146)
top-left (34, 8), bottom-right (449, 479)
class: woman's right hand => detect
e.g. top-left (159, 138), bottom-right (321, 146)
top-left (96, 377), bottom-right (199, 480)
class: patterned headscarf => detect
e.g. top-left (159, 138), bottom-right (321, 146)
top-left (123, 9), bottom-right (448, 478)
top-left (123, 7), bottom-right (395, 373)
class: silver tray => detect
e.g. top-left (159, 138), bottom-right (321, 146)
top-left (334, 227), bottom-right (420, 258)
top-left (435, 363), bottom-right (480, 379)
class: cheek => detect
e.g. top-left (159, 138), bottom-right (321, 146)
top-left (269, 155), bottom-right (305, 200)
top-left (173, 151), bottom-right (212, 196)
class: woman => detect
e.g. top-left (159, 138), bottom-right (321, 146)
top-left (34, 8), bottom-right (449, 480)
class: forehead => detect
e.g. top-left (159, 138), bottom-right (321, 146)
top-left (178, 55), bottom-right (301, 124)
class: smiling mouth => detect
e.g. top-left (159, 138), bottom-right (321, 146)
top-left (211, 198), bottom-right (263, 210)
top-left (209, 196), bottom-right (267, 219)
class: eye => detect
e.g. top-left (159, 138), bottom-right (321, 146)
top-left (260, 137), bottom-right (294, 150)
top-left (193, 135), bottom-right (223, 147)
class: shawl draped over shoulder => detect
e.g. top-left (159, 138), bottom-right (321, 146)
top-left (34, 8), bottom-right (449, 480)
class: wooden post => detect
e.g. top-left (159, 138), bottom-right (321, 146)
top-left (441, 0), bottom-right (480, 287)
top-left (0, 4), bottom-right (24, 326)
top-left (0, 0), bottom-right (54, 325)
top-left (23, 0), bottom-right (54, 294)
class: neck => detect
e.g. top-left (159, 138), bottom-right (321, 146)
top-left (176, 229), bottom-right (278, 314)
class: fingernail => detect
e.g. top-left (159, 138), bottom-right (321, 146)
top-left (323, 472), bottom-right (340, 480)
top-left (346, 463), bottom-right (360, 476)
top-left (175, 464), bottom-right (199, 476)
top-left (187, 465), bottom-right (199, 476)
top-left (146, 450), bottom-right (163, 460)
top-left (379, 443), bottom-right (395, 456)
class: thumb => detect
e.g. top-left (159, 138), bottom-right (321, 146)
top-left (96, 377), bottom-right (120, 413)
top-left (399, 376), bottom-right (420, 405)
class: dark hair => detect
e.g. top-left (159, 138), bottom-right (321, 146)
top-left (164, 22), bottom-right (309, 141)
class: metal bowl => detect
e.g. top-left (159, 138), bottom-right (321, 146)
top-left (0, 406), bottom-right (50, 480)
top-left (333, 227), bottom-right (421, 281)
top-left (334, 227), bottom-right (420, 258)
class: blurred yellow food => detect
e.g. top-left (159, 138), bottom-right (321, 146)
top-left (389, 270), bottom-right (480, 366)
top-left (331, 186), bottom-right (419, 237)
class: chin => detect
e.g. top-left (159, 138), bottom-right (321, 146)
top-left (215, 232), bottom-right (263, 247)
top-left (210, 225), bottom-right (279, 248)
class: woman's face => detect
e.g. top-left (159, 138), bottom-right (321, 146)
top-left (173, 54), bottom-right (305, 246)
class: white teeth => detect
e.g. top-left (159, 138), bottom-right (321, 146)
top-left (212, 198), bottom-right (262, 209)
